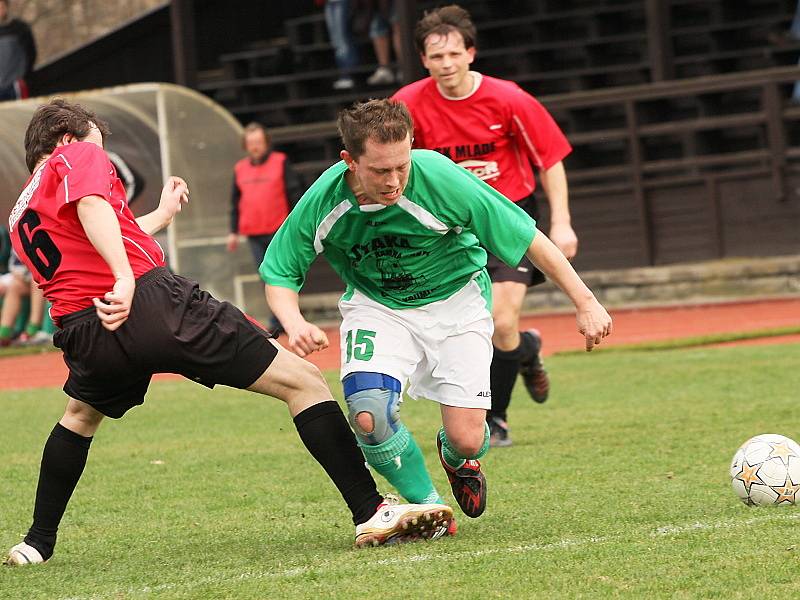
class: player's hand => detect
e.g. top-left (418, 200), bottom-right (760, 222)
top-left (549, 222), bottom-right (578, 260)
top-left (93, 276), bottom-right (135, 331)
top-left (226, 232), bottom-right (239, 252)
top-left (285, 321), bottom-right (329, 357)
top-left (576, 297), bottom-right (612, 352)
top-left (158, 176), bottom-right (190, 224)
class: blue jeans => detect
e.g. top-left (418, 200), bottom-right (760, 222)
top-left (325, 0), bottom-right (358, 71)
top-left (791, 0), bottom-right (800, 39)
top-left (791, 1), bottom-right (800, 101)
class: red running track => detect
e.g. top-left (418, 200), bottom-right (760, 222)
top-left (1, 297), bottom-right (798, 392)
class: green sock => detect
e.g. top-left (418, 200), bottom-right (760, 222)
top-left (360, 424), bottom-right (444, 504)
top-left (25, 322), bottom-right (41, 336)
top-left (0, 325), bottom-right (11, 339)
top-left (438, 423), bottom-right (491, 470)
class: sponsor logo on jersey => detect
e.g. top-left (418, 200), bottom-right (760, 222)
top-left (9, 167), bottom-right (43, 231)
top-left (434, 142), bottom-right (496, 161)
top-left (458, 159), bottom-right (501, 182)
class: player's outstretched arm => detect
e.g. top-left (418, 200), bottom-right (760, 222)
top-left (539, 161), bottom-right (578, 260)
top-left (76, 195), bottom-right (136, 331)
top-left (265, 285), bottom-right (329, 357)
top-left (135, 176), bottom-right (190, 235)
top-left (525, 231), bottom-right (612, 351)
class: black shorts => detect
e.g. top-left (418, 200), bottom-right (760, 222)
top-left (53, 267), bottom-right (278, 418)
top-left (486, 195), bottom-right (546, 287)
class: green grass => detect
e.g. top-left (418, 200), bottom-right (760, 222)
top-left (2, 343), bottom-right (800, 599)
top-left (553, 324), bottom-right (800, 355)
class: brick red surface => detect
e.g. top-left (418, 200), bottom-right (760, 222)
top-left (1, 297), bottom-right (798, 392)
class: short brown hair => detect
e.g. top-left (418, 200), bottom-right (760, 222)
top-left (337, 99), bottom-right (413, 159)
top-left (242, 122), bottom-right (269, 146)
top-left (24, 98), bottom-right (110, 172)
top-left (414, 4), bottom-right (476, 54)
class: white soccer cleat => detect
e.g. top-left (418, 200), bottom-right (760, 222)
top-left (354, 498), bottom-right (454, 548)
top-left (4, 542), bottom-right (45, 566)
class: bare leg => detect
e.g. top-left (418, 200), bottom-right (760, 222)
top-left (440, 404), bottom-right (488, 458)
top-left (491, 281), bottom-right (526, 351)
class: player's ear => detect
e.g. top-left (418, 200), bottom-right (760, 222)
top-left (56, 133), bottom-right (75, 147)
top-left (466, 47), bottom-right (476, 64)
top-left (340, 150), bottom-right (356, 170)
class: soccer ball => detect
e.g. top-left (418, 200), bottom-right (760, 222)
top-left (730, 434), bottom-right (800, 506)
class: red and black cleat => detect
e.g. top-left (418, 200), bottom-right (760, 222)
top-left (437, 436), bottom-right (487, 518)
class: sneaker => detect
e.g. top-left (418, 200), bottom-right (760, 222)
top-left (4, 542), bottom-right (45, 566)
top-left (367, 66), bottom-right (395, 86)
top-left (332, 77), bottom-right (354, 90)
top-left (354, 497), bottom-right (454, 548)
top-left (519, 329), bottom-right (549, 403)
top-left (15, 330), bottom-right (53, 347)
top-left (488, 416), bottom-right (512, 448)
top-left (437, 436), bottom-right (487, 518)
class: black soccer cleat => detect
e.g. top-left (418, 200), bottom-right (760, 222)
top-left (437, 436), bottom-right (487, 518)
top-left (519, 329), bottom-right (549, 403)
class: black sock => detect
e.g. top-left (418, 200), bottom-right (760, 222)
top-left (488, 345), bottom-right (524, 422)
top-left (24, 423), bottom-right (93, 560)
top-left (293, 401), bottom-right (382, 526)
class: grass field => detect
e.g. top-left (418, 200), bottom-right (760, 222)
top-left (2, 342), bottom-right (800, 599)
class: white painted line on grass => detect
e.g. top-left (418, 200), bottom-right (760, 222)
top-left (56, 511), bottom-right (800, 600)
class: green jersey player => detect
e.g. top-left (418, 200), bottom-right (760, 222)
top-left (261, 99), bottom-right (612, 522)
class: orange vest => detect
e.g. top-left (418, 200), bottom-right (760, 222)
top-left (234, 152), bottom-right (290, 235)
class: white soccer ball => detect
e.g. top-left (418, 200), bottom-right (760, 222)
top-left (730, 434), bottom-right (800, 506)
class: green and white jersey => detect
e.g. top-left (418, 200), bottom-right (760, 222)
top-left (261, 149), bottom-right (536, 310)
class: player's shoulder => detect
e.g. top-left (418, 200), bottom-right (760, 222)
top-left (299, 160), bottom-right (351, 210)
top-left (412, 148), bottom-right (453, 166)
top-left (393, 77), bottom-right (436, 104)
top-left (479, 75), bottom-right (532, 99)
top-left (50, 141), bottom-right (108, 169)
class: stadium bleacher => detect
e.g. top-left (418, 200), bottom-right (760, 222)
top-left (189, 0), bottom-right (800, 292)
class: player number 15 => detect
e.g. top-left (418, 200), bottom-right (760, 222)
top-left (345, 329), bottom-right (376, 362)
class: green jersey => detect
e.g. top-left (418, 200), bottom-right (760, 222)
top-left (261, 149), bottom-right (536, 309)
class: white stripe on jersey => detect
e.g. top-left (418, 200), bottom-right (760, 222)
top-left (396, 197), bottom-right (461, 234)
top-left (58, 154), bottom-right (74, 170)
top-left (9, 167), bottom-right (44, 231)
top-left (314, 200), bottom-right (352, 254)
top-left (64, 174), bottom-right (69, 204)
top-left (122, 235), bottom-right (158, 267)
top-left (512, 114), bottom-right (543, 168)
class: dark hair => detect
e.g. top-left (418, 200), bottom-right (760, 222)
top-left (414, 4), bottom-right (476, 54)
top-left (337, 99), bottom-right (413, 159)
top-left (24, 98), bottom-right (111, 172)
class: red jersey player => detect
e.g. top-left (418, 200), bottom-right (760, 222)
top-left (393, 4), bottom-right (578, 447)
top-left (4, 99), bottom-right (452, 566)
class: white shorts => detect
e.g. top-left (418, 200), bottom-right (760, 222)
top-left (339, 278), bottom-right (494, 409)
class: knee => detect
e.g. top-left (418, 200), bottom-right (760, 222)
top-left (62, 400), bottom-right (104, 434)
top-left (492, 309), bottom-right (518, 337)
top-left (344, 372), bottom-right (402, 445)
top-left (285, 356), bottom-right (330, 398)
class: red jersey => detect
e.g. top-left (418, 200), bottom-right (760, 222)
top-left (233, 151), bottom-right (290, 235)
top-left (8, 142), bottom-right (165, 324)
top-left (392, 73), bottom-right (572, 202)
